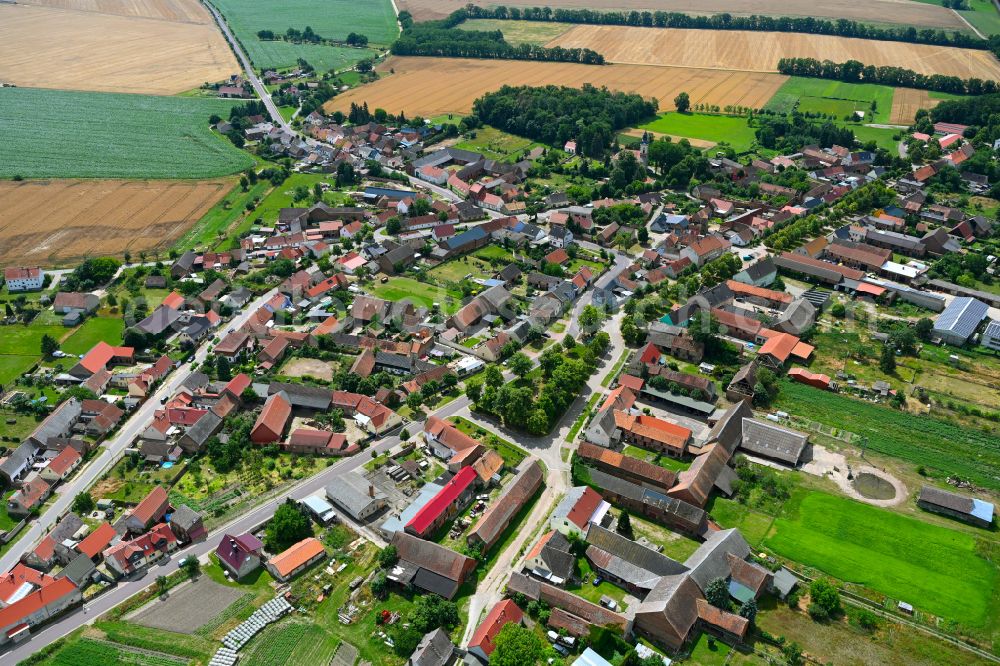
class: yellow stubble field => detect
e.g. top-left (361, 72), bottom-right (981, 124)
top-left (545, 25), bottom-right (1000, 81)
top-left (325, 57), bottom-right (788, 117)
top-left (0, 180), bottom-right (233, 267)
top-left (0, 0), bottom-right (238, 95)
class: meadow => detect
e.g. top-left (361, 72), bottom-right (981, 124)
top-left (0, 89), bottom-right (253, 179)
top-left (60, 317), bottom-right (125, 356)
top-left (773, 381), bottom-right (1000, 490)
top-left (458, 18), bottom-right (572, 45)
top-left (211, 0), bottom-right (394, 70)
top-left (765, 490), bottom-right (998, 631)
top-left (764, 77), bottom-right (895, 123)
top-left (639, 113), bottom-right (757, 151)
top-left (454, 125), bottom-right (545, 160)
top-left (369, 276), bottom-right (462, 314)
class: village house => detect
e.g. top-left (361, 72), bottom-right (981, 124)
top-left (266, 536), bottom-right (327, 582)
top-left (216, 532), bottom-right (264, 579)
top-left (4, 267), bottom-right (45, 292)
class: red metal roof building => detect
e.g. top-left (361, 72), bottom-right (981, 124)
top-left (405, 467), bottom-right (478, 538)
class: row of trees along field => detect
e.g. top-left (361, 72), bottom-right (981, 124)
top-left (457, 6), bottom-right (987, 51)
top-left (471, 84), bottom-right (657, 157)
top-left (776, 57), bottom-right (998, 95)
top-left (391, 21), bottom-right (603, 63)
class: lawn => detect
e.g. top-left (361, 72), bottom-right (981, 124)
top-left (60, 317), bottom-right (124, 356)
top-left (639, 113), bottom-right (758, 151)
top-left (687, 631), bottom-right (730, 665)
top-left (764, 77), bottom-right (895, 123)
top-left (250, 172), bottom-right (352, 223)
top-left (850, 124), bottom-right (900, 151)
top-left (454, 125), bottom-right (545, 161)
top-left (704, 496), bottom-right (774, 547)
top-left (458, 19), bottom-right (573, 45)
top-left (426, 255), bottom-right (498, 284)
top-left (0, 322), bottom-right (67, 356)
top-left (450, 416), bottom-right (529, 469)
top-left (773, 381), bottom-right (1000, 490)
top-left (621, 445), bottom-right (691, 473)
top-left (568, 556), bottom-right (630, 610)
top-left (212, 0), bottom-right (394, 70)
top-left (0, 354), bottom-right (36, 386)
top-left (765, 490), bottom-right (999, 631)
top-left (369, 276), bottom-right (462, 314)
top-left (0, 88), bottom-right (253, 179)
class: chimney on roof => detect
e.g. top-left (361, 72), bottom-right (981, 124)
top-left (368, 484), bottom-right (375, 498)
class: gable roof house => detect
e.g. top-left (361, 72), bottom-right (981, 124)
top-left (917, 486), bottom-right (994, 528)
top-left (469, 599), bottom-right (524, 662)
top-left (468, 461), bottom-right (543, 552)
top-left (549, 486), bottom-right (611, 537)
top-left (124, 485), bottom-right (170, 534)
top-left (388, 531), bottom-right (476, 599)
top-left (250, 392), bottom-right (292, 444)
top-left (740, 418), bottom-right (809, 465)
top-left (0, 577), bottom-right (81, 646)
top-left (266, 536), bottom-right (327, 582)
top-left (326, 473), bottom-right (388, 522)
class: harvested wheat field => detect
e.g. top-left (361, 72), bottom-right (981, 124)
top-left (327, 57), bottom-right (787, 117)
top-left (0, 180), bottom-right (232, 267)
top-left (890, 88), bottom-right (945, 125)
top-left (545, 25), bottom-right (1000, 80)
top-left (0, 0), bottom-right (238, 94)
top-left (17, 0), bottom-right (210, 22)
top-left (398, 0), bottom-right (966, 29)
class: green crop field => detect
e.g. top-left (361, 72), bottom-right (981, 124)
top-left (0, 88), bottom-right (253, 179)
top-left (60, 317), bottom-right (124, 356)
top-left (211, 0), bottom-right (394, 70)
top-left (764, 78), bottom-right (895, 123)
top-left (44, 637), bottom-right (183, 665)
top-left (912, 0), bottom-right (1000, 36)
top-left (765, 491), bottom-right (999, 630)
top-left (773, 381), bottom-right (1000, 490)
top-left (639, 113), bottom-right (758, 151)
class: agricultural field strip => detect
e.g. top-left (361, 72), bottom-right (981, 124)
top-left (543, 25), bottom-right (1000, 80)
top-left (0, 1), bottom-right (238, 95)
top-left (0, 180), bottom-right (232, 267)
top-left (398, 0), bottom-right (969, 29)
top-left (327, 56), bottom-right (787, 117)
top-left (0, 88), bottom-right (253, 180)
top-left (18, 0), bottom-right (213, 23)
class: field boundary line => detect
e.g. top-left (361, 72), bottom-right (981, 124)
top-left (953, 7), bottom-right (987, 39)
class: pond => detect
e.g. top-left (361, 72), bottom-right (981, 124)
top-left (853, 472), bottom-right (897, 500)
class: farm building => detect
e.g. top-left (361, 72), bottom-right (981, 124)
top-left (266, 537), bottom-right (326, 582)
top-left (739, 418), bottom-right (809, 465)
top-left (933, 297), bottom-right (989, 346)
top-left (917, 486), bottom-right (994, 528)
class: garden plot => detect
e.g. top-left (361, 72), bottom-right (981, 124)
top-left (132, 578), bottom-right (247, 634)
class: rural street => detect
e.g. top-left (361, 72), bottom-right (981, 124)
top-left (201, 1), bottom-right (292, 134)
top-left (0, 288), bottom-right (279, 575)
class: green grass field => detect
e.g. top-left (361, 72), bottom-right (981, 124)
top-left (912, 0), bottom-right (1000, 36)
top-left (773, 381), bottom-right (1000, 490)
top-left (454, 125), bottom-right (545, 161)
top-left (0, 88), bottom-right (252, 179)
top-left (765, 78), bottom-right (895, 124)
top-left (369, 276), bottom-right (462, 314)
top-left (60, 317), bottom-right (124, 356)
top-left (175, 180), bottom-right (270, 253)
top-left (0, 322), bottom-right (67, 357)
top-left (851, 124), bottom-right (900, 151)
top-left (638, 113), bottom-right (758, 151)
top-left (458, 19), bottom-right (573, 45)
top-left (212, 0), bottom-right (394, 70)
top-left (765, 491), bottom-right (998, 631)
top-left (0, 355), bottom-right (36, 386)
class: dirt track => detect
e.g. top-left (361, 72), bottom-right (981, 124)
top-left (326, 56), bottom-right (788, 117)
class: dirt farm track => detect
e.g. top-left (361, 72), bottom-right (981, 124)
top-left (327, 56), bottom-right (788, 118)
top-left (0, 0), bottom-right (238, 95)
top-left (545, 25), bottom-right (1000, 81)
top-left (398, 0), bottom-right (968, 29)
top-left (0, 180), bottom-right (233, 267)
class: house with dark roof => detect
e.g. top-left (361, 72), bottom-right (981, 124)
top-left (216, 533), bottom-right (264, 579)
top-left (326, 473), bottom-right (388, 522)
top-left (917, 486), bottom-right (994, 528)
top-left (576, 442), bottom-right (675, 493)
top-left (408, 628), bottom-right (455, 666)
top-left (169, 505), bottom-right (206, 543)
top-left (740, 418), bottom-right (809, 465)
top-left (589, 468), bottom-right (706, 536)
top-left (519, 531), bottom-right (572, 589)
top-left (388, 531), bottom-right (476, 599)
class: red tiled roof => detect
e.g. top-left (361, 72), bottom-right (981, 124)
top-left (614, 412), bottom-right (692, 450)
top-left (469, 599), bottom-right (523, 656)
top-left (162, 291), bottom-right (186, 310)
top-left (224, 373), bottom-right (252, 398)
top-left (0, 577), bottom-right (77, 632)
top-left (268, 537), bottom-right (325, 578)
top-left (0, 564), bottom-right (55, 604)
top-left (618, 374), bottom-right (644, 392)
top-left (251, 392), bottom-right (291, 443)
top-left (424, 416), bottom-right (479, 453)
top-left (76, 522), bottom-right (117, 559)
top-left (131, 486), bottom-right (168, 526)
top-left (77, 341), bottom-right (135, 375)
top-left (45, 447), bottom-right (80, 477)
top-left (406, 467), bottom-right (477, 536)
top-left (566, 487), bottom-right (604, 530)
top-left (544, 248), bottom-right (569, 265)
